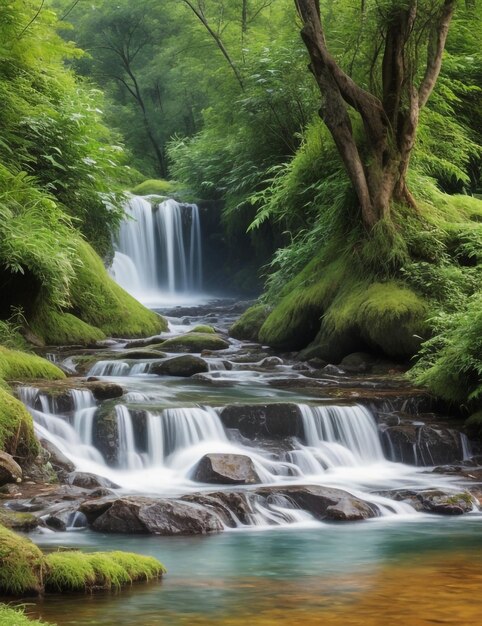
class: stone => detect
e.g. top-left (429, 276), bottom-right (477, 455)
top-left (126, 335), bottom-right (166, 348)
top-left (376, 488), bottom-right (476, 515)
top-left (150, 355), bottom-right (209, 377)
top-left (220, 403), bottom-right (304, 439)
top-left (84, 381), bottom-right (124, 401)
top-left (381, 423), bottom-right (465, 465)
top-left (339, 352), bottom-right (375, 374)
top-left (158, 332), bottom-right (230, 353)
top-left (114, 349), bottom-right (166, 360)
top-left (0, 451), bottom-right (22, 486)
top-left (67, 472), bottom-right (120, 490)
top-left (40, 439), bottom-right (75, 473)
top-left (80, 496), bottom-right (223, 535)
top-left (0, 506), bottom-right (38, 531)
top-left (321, 364), bottom-right (345, 376)
top-left (193, 453), bottom-right (261, 485)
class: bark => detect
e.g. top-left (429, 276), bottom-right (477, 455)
top-left (295, 0), bottom-right (456, 227)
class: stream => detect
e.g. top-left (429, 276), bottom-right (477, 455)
top-left (9, 196), bottom-right (482, 625)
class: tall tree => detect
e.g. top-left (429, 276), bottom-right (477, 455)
top-left (295, 0), bottom-right (456, 229)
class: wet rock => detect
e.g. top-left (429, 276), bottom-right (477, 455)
top-left (84, 381), bottom-right (124, 401)
top-left (150, 355), bottom-right (209, 377)
top-left (114, 349), bottom-right (166, 360)
top-left (325, 498), bottom-right (375, 521)
top-left (321, 364), bottom-right (345, 376)
top-left (339, 352), bottom-right (375, 374)
top-left (0, 506), bottom-right (38, 530)
top-left (220, 404), bottom-right (303, 439)
top-left (80, 496), bottom-right (223, 535)
top-left (158, 333), bottom-right (230, 353)
top-left (67, 472), bottom-right (120, 490)
top-left (377, 488), bottom-right (476, 515)
top-left (40, 439), bottom-right (75, 473)
top-left (193, 454), bottom-right (261, 485)
top-left (381, 423), bottom-right (465, 465)
top-left (0, 452), bottom-right (22, 486)
top-left (126, 335), bottom-right (166, 348)
top-left (182, 491), bottom-right (254, 526)
top-left (257, 357), bottom-right (283, 369)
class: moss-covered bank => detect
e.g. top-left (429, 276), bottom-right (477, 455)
top-left (0, 525), bottom-right (165, 596)
top-left (0, 605), bottom-right (53, 626)
top-left (30, 240), bottom-right (167, 344)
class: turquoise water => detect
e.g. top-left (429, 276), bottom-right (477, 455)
top-left (22, 516), bottom-right (482, 625)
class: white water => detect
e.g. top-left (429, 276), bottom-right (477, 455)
top-left (109, 195), bottom-right (203, 303)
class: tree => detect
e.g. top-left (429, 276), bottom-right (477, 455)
top-left (295, 0), bottom-right (457, 229)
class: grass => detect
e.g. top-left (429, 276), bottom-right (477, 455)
top-left (0, 347), bottom-right (64, 381)
top-left (0, 526), bottom-right (166, 596)
top-left (29, 302), bottom-right (106, 346)
top-left (229, 304), bottom-right (271, 341)
top-left (0, 605), bottom-right (54, 626)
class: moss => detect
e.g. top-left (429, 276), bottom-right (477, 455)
top-left (0, 526), bottom-right (43, 595)
top-left (0, 508), bottom-right (38, 532)
top-left (190, 325), bottom-right (215, 334)
top-left (230, 304), bottom-right (271, 341)
top-left (43, 550), bottom-right (165, 592)
top-left (131, 179), bottom-right (177, 196)
top-left (159, 332), bottom-right (229, 353)
top-left (0, 346), bottom-right (64, 382)
top-left (0, 388), bottom-right (39, 459)
top-left (29, 302), bottom-right (105, 346)
top-left (0, 605), bottom-right (54, 626)
top-left (30, 240), bottom-right (167, 343)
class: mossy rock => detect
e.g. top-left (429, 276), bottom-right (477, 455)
top-left (159, 333), bottom-right (229, 353)
top-left (190, 325), bottom-right (215, 334)
top-left (30, 240), bottom-right (167, 344)
top-left (0, 388), bottom-right (39, 460)
top-left (230, 304), bottom-right (271, 341)
top-left (0, 605), bottom-right (54, 626)
top-left (465, 411), bottom-right (482, 438)
top-left (0, 525), bottom-right (43, 594)
top-left (131, 179), bottom-right (177, 196)
top-left (150, 355), bottom-right (208, 377)
top-left (0, 346), bottom-right (64, 382)
top-left (0, 507), bottom-right (38, 531)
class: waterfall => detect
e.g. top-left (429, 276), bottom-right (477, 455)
top-left (109, 195), bottom-right (203, 299)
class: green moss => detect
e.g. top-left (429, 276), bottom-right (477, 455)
top-left (0, 605), bottom-right (54, 626)
top-left (190, 325), bottom-right (216, 334)
top-left (30, 240), bottom-right (167, 343)
top-left (159, 332), bottom-right (229, 353)
top-left (0, 388), bottom-right (39, 459)
top-left (43, 550), bottom-right (166, 592)
top-left (0, 526), bottom-right (43, 595)
top-left (0, 508), bottom-right (38, 532)
top-left (131, 179), bottom-right (177, 196)
top-left (0, 347), bottom-right (64, 382)
top-left (29, 301), bottom-right (105, 346)
top-left (230, 304), bottom-right (271, 341)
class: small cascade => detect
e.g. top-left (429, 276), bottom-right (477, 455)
top-left (115, 405), bottom-right (144, 470)
top-left (87, 360), bottom-right (153, 377)
top-left (109, 195), bottom-right (203, 300)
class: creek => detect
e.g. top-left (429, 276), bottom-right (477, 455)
top-left (11, 195), bottom-right (482, 624)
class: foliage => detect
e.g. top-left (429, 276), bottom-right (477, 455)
top-left (0, 605), bottom-right (53, 626)
top-left (0, 387), bottom-right (39, 459)
top-left (0, 526), bottom-right (43, 595)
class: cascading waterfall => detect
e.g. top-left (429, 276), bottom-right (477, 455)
top-left (109, 195), bottom-right (203, 300)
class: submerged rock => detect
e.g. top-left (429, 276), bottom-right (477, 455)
top-left (0, 452), bottom-right (22, 486)
top-left (193, 453), bottom-right (261, 485)
top-left (150, 355), bottom-right (208, 377)
top-left (80, 496), bottom-right (223, 535)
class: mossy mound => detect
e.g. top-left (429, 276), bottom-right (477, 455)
top-left (0, 605), bottom-right (54, 626)
top-left (0, 388), bottom-right (39, 459)
top-left (131, 179), bottom-right (177, 196)
top-left (0, 526), bottom-right (43, 595)
top-left (159, 332), bottom-right (229, 353)
top-left (0, 347), bottom-right (64, 382)
top-left (30, 240), bottom-right (167, 344)
top-left (230, 304), bottom-right (271, 341)
top-left (0, 525), bottom-right (166, 595)
top-left (190, 325), bottom-right (215, 334)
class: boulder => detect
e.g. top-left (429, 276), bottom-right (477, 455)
top-left (193, 453), bottom-right (261, 485)
top-left (0, 506), bottom-right (38, 531)
top-left (40, 439), bottom-right (75, 473)
top-left (0, 452), bottom-right (22, 486)
top-left (158, 332), bottom-right (230, 353)
top-left (377, 488), bottom-right (476, 515)
top-left (80, 496), bottom-right (223, 535)
top-left (150, 355), bottom-right (209, 377)
top-left (339, 352), bottom-right (375, 374)
top-left (381, 423), bottom-right (465, 465)
top-left (84, 381), bottom-right (124, 401)
top-left (67, 472), bottom-right (120, 490)
top-left (125, 335), bottom-right (166, 348)
top-left (220, 403), bottom-right (303, 439)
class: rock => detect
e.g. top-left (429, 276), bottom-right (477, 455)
top-left (126, 335), bottom-right (166, 348)
top-left (80, 496), bottom-right (223, 535)
top-left (339, 352), bottom-right (375, 374)
top-left (193, 453), bottom-right (261, 485)
top-left (84, 381), bottom-right (124, 401)
top-left (0, 506), bottom-right (38, 530)
top-left (67, 472), bottom-right (120, 490)
top-left (377, 488), bottom-right (476, 515)
top-left (321, 364), bottom-right (345, 376)
top-left (257, 357), bottom-right (283, 369)
top-left (40, 439), bottom-right (75, 473)
top-left (0, 452), bottom-right (22, 486)
top-left (150, 355), bottom-right (209, 377)
top-left (325, 498), bottom-right (375, 521)
top-left (114, 349), bottom-right (166, 360)
top-left (158, 332), bottom-right (230, 353)
top-left (381, 423), bottom-right (465, 465)
top-left (220, 403), bottom-right (303, 439)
